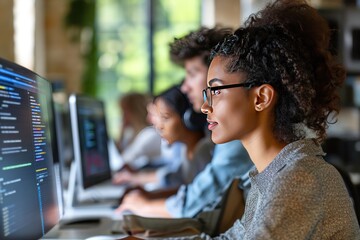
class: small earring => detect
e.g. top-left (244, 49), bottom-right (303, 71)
top-left (255, 106), bottom-right (262, 111)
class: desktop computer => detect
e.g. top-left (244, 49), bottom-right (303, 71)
top-left (57, 94), bottom-right (126, 224)
top-left (68, 94), bottom-right (125, 203)
top-left (0, 58), bottom-right (60, 239)
top-left (0, 58), bottom-right (126, 239)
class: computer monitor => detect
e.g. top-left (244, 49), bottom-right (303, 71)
top-left (69, 94), bottom-right (112, 190)
top-left (0, 58), bottom-right (60, 239)
top-left (52, 84), bottom-right (74, 170)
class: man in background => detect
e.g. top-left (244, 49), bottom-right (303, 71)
top-left (166, 27), bottom-right (254, 217)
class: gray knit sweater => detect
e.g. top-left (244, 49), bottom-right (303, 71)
top-left (197, 138), bottom-right (360, 239)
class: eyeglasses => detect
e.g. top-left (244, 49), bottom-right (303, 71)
top-left (202, 82), bottom-right (259, 107)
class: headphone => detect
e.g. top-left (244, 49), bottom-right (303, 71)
top-left (158, 85), bottom-right (207, 132)
top-left (183, 107), bottom-right (207, 132)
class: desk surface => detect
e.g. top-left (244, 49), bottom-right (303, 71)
top-left (43, 217), bottom-right (127, 240)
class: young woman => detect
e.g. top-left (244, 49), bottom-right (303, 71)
top-left (153, 86), bottom-right (214, 186)
top-left (114, 86), bottom-right (214, 217)
top-left (198, 0), bottom-right (360, 239)
top-left (115, 92), bottom-right (162, 170)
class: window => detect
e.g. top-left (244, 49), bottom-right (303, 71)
top-left (13, 0), bottom-right (35, 70)
top-left (96, 0), bottom-right (201, 138)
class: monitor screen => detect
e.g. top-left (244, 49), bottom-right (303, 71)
top-left (0, 58), bottom-right (60, 240)
top-left (52, 89), bottom-right (74, 168)
top-left (69, 94), bottom-right (112, 189)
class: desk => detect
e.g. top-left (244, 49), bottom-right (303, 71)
top-left (43, 217), bottom-right (127, 239)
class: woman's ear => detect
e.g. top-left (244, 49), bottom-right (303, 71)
top-left (253, 84), bottom-right (276, 112)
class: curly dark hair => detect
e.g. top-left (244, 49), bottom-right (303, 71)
top-left (169, 26), bottom-right (233, 67)
top-left (210, 0), bottom-right (345, 144)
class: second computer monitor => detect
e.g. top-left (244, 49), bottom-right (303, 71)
top-left (69, 94), bottom-right (112, 190)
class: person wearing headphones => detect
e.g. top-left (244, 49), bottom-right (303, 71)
top-left (115, 27), bottom-right (253, 220)
top-left (115, 85), bottom-right (214, 216)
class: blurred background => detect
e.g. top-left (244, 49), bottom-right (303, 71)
top-left (1, 0), bottom-right (360, 177)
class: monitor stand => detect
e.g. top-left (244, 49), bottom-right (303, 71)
top-left (60, 162), bottom-right (122, 225)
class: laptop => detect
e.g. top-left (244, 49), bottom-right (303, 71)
top-left (68, 94), bottom-right (125, 203)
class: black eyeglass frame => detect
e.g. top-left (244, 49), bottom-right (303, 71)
top-left (202, 82), bottom-right (261, 107)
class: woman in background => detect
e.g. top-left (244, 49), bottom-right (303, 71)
top-left (114, 85), bottom-right (214, 216)
top-left (115, 92), bottom-right (162, 170)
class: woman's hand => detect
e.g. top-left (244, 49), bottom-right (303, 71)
top-left (115, 189), bottom-right (150, 214)
top-left (115, 189), bottom-right (171, 217)
top-left (112, 170), bottom-right (135, 185)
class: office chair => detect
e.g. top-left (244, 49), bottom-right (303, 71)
top-left (332, 164), bottom-right (360, 225)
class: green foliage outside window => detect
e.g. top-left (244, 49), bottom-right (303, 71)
top-left (66, 0), bottom-right (201, 139)
top-left (65, 0), bottom-right (98, 97)
top-left (152, 0), bottom-right (201, 94)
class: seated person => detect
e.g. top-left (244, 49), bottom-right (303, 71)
top-left (113, 85), bottom-right (214, 191)
top-left (114, 27), bottom-right (254, 219)
top-left (196, 0), bottom-right (359, 238)
top-left (115, 92), bottom-right (162, 170)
